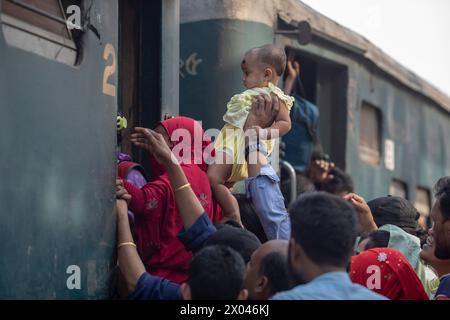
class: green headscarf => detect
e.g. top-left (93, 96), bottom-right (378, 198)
top-left (379, 224), bottom-right (420, 269)
top-left (379, 224), bottom-right (439, 296)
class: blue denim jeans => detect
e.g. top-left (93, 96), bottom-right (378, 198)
top-left (245, 164), bottom-right (291, 240)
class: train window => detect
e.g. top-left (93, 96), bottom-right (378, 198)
top-left (1, 0), bottom-right (80, 65)
top-left (389, 179), bottom-right (408, 199)
top-left (359, 102), bottom-right (382, 165)
top-left (415, 187), bottom-right (431, 230)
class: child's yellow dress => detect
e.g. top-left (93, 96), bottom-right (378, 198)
top-left (215, 82), bottom-right (294, 184)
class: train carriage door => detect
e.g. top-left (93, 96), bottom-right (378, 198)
top-left (118, 0), bottom-right (142, 157)
top-left (118, 0), bottom-right (178, 174)
top-left (286, 49), bottom-right (348, 169)
top-left (316, 61), bottom-right (348, 168)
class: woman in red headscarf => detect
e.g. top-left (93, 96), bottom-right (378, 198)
top-left (350, 248), bottom-right (429, 300)
top-left (122, 117), bottom-right (221, 284)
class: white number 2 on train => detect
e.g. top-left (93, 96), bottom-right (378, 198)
top-left (102, 43), bottom-right (116, 97)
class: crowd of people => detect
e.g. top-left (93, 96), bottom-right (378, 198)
top-left (113, 45), bottom-right (450, 300)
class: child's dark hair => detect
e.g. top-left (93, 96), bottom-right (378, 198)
top-left (252, 44), bottom-right (287, 76)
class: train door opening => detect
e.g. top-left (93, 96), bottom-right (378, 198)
top-left (286, 49), bottom-right (348, 169)
top-left (119, 0), bottom-right (141, 157)
top-left (118, 0), bottom-right (162, 174)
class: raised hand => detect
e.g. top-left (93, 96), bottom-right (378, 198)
top-left (284, 54), bottom-right (301, 95)
top-left (286, 60), bottom-right (300, 80)
top-left (308, 159), bottom-right (335, 183)
top-left (116, 179), bottom-right (132, 204)
top-left (130, 127), bottom-right (177, 166)
top-left (245, 94), bottom-right (280, 130)
top-left (343, 193), bottom-right (378, 234)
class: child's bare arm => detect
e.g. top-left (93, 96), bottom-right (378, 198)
top-left (261, 101), bottom-right (291, 140)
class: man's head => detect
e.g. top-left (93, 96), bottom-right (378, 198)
top-left (288, 192), bottom-right (358, 284)
top-left (367, 196), bottom-right (419, 235)
top-left (244, 240), bottom-right (292, 300)
top-left (430, 177), bottom-right (450, 259)
top-left (181, 245), bottom-right (248, 300)
top-left (241, 44), bottom-right (286, 89)
top-left (205, 224), bottom-right (261, 264)
top-left (420, 228), bottom-right (450, 278)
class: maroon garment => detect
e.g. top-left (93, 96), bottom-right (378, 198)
top-left (124, 117), bottom-right (219, 283)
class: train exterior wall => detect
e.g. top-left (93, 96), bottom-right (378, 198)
top-left (180, 19), bottom-right (273, 130)
top-left (279, 35), bottom-right (450, 200)
top-left (180, 11), bottom-right (450, 202)
top-left (0, 2), bottom-right (118, 298)
top-left (347, 60), bottom-right (450, 200)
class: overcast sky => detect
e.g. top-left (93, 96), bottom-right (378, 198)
top-left (301, 0), bottom-right (450, 97)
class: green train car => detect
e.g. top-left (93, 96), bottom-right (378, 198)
top-left (0, 0), bottom-right (179, 299)
top-left (180, 0), bottom-right (450, 225)
top-left (1, 0), bottom-right (449, 300)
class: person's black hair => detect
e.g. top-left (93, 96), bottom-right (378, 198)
top-left (188, 245), bottom-right (246, 300)
top-left (289, 192), bottom-right (357, 268)
top-left (434, 176), bottom-right (450, 221)
top-left (205, 224), bottom-right (261, 264)
top-left (367, 196), bottom-right (419, 235)
top-left (259, 252), bottom-right (293, 296)
top-left (364, 230), bottom-right (390, 250)
top-left (250, 44), bottom-right (287, 76)
top-left (310, 150), bottom-right (329, 162)
top-left (235, 194), bottom-right (268, 243)
top-left (222, 219), bottom-right (244, 229)
top-left (320, 167), bottom-right (354, 195)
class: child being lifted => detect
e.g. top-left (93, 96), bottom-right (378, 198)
top-left (208, 44), bottom-right (294, 233)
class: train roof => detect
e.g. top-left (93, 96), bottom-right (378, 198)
top-left (181, 0), bottom-right (450, 113)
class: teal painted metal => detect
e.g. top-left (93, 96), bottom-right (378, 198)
top-left (180, 19), bottom-right (274, 130)
top-left (277, 35), bottom-right (450, 201)
top-left (161, 0), bottom-right (180, 119)
top-left (180, 18), bottom-right (450, 204)
top-left (0, 1), bottom-right (118, 298)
